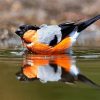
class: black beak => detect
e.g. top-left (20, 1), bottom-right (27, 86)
top-left (15, 24), bottom-right (40, 37)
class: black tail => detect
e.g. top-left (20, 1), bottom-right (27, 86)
top-left (76, 15), bottom-right (100, 32)
top-left (78, 74), bottom-right (100, 88)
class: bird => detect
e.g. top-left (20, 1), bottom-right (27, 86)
top-left (15, 15), bottom-right (100, 54)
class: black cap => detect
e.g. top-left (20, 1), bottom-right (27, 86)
top-left (15, 25), bottom-right (40, 38)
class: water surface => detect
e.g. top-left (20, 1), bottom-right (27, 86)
top-left (0, 53), bottom-right (100, 100)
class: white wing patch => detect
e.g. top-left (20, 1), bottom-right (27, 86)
top-left (37, 25), bottom-right (62, 45)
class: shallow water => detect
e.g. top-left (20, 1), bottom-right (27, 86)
top-left (0, 52), bottom-right (100, 100)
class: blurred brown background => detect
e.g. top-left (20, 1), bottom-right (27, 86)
top-left (0, 0), bottom-right (100, 49)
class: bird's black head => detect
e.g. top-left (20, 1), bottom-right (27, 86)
top-left (15, 25), bottom-right (40, 38)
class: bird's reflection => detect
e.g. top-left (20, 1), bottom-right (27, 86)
top-left (16, 54), bottom-right (99, 88)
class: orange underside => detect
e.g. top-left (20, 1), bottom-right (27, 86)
top-left (27, 37), bottom-right (71, 54)
top-left (23, 30), bottom-right (72, 54)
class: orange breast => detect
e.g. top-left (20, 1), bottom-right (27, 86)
top-left (27, 37), bottom-right (72, 54)
top-left (23, 30), bottom-right (38, 43)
